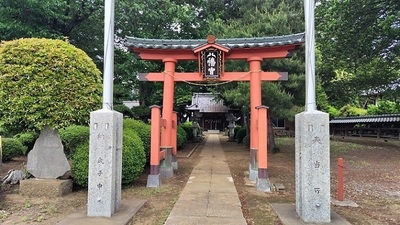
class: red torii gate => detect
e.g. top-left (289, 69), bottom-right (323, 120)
top-left (126, 33), bottom-right (304, 189)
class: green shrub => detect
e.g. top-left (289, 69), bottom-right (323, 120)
top-left (236, 127), bottom-right (247, 144)
top-left (59, 125), bottom-right (90, 155)
top-left (71, 142), bottom-right (90, 186)
top-left (234, 125), bottom-right (242, 139)
top-left (123, 119), bottom-right (151, 161)
top-left (243, 134), bottom-right (250, 148)
top-left (114, 104), bottom-right (133, 118)
top-left (0, 38), bottom-right (102, 132)
top-left (131, 105), bottom-right (151, 122)
top-left (121, 131), bottom-right (146, 185)
top-left (177, 126), bottom-right (187, 149)
top-left (180, 122), bottom-right (193, 140)
top-left (1, 138), bottom-right (25, 161)
top-left (13, 132), bottom-right (39, 155)
top-left (71, 130), bottom-right (146, 187)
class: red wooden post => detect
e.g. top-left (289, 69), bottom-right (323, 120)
top-left (338, 158), bottom-right (344, 201)
top-left (248, 57), bottom-right (262, 151)
top-left (161, 58), bottom-right (176, 147)
top-left (256, 105), bottom-right (268, 176)
top-left (150, 105), bottom-right (162, 175)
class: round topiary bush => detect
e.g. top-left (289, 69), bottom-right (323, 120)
top-left (71, 130), bottom-right (146, 187)
top-left (1, 138), bottom-right (25, 161)
top-left (180, 122), bottom-right (193, 140)
top-left (71, 142), bottom-right (90, 186)
top-left (121, 131), bottom-right (146, 185)
top-left (0, 38), bottom-right (102, 132)
top-left (177, 126), bottom-right (188, 149)
top-left (13, 132), bottom-right (39, 155)
top-left (59, 125), bottom-right (90, 156)
top-left (236, 127), bottom-right (247, 144)
top-left (123, 119), bottom-right (150, 161)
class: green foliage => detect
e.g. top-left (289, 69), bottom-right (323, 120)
top-left (1, 138), bottom-right (25, 161)
top-left (131, 106), bottom-right (151, 122)
top-left (177, 126), bottom-right (188, 149)
top-left (234, 125), bottom-right (242, 139)
top-left (71, 142), bottom-right (90, 186)
top-left (242, 134), bottom-right (250, 148)
top-left (180, 122), bottom-right (193, 140)
top-left (121, 131), bottom-right (146, 185)
top-left (123, 119), bottom-right (151, 161)
top-left (0, 38), bottom-right (102, 132)
top-left (338, 105), bottom-right (368, 117)
top-left (367, 101), bottom-right (400, 115)
top-left (59, 125), bottom-right (90, 155)
top-left (114, 104), bottom-right (133, 118)
top-left (236, 127), bottom-right (247, 144)
top-left (71, 129), bottom-right (146, 187)
top-left (13, 132), bottom-right (39, 155)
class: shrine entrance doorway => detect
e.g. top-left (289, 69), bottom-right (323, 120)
top-left (126, 34), bottom-right (304, 190)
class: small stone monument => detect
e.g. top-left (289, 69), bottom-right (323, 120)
top-left (27, 126), bottom-right (70, 178)
top-left (21, 126), bottom-right (72, 197)
top-left (226, 113), bottom-right (237, 142)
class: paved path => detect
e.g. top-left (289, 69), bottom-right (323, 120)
top-left (164, 134), bottom-right (247, 225)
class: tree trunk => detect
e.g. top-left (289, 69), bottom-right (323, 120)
top-left (267, 114), bottom-right (276, 151)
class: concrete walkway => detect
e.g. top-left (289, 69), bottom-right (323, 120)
top-left (164, 134), bottom-right (247, 225)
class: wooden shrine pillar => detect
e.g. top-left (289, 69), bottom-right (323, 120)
top-left (161, 58), bottom-right (177, 149)
top-left (256, 105), bottom-right (270, 192)
top-left (248, 57), bottom-right (262, 150)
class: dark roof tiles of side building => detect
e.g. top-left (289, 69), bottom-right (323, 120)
top-left (330, 114), bottom-right (400, 124)
top-left (125, 33), bottom-right (305, 50)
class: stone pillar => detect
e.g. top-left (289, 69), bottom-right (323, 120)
top-left (295, 111), bottom-right (330, 223)
top-left (248, 57), bottom-right (262, 181)
top-left (249, 148), bottom-right (258, 181)
top-left (87, 109), bottom-right (123, 217)
top-left (256, 106), bottom-right (270, 192)
top-left (147, 106), bottom-right (162, 188)
top-left (160, 147), bottom-right (173, 179)
top-left (172, 112), bottom-right (178, 170)
top-left (226, 113), bottom-right (236, 142)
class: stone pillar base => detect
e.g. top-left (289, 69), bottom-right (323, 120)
top-left (20, 179), bottom-right (73, 197)
top-left (249, 148), bottom-right (258, 181)
top-left (146, 174), bottom-right (161, 188)
top-left (256, 178), bottom-right (271, 192)
top-left (172, 155), bottom-right (178, 170)
top-left (160, 146), bottom-right (173, 179)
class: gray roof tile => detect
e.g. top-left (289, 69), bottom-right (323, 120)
top-left (125, 33), bottom-right (305, 50)
top-left (330, 114), bottom-right (400, 124)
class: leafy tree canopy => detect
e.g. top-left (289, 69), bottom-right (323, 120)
top-left (0, 38), bottom-right (102, 132)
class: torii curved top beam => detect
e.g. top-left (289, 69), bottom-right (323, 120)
top-left (125, 33), bottom-right (305, 61)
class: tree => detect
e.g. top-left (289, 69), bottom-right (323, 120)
top-left (316, 0), bottom-right (400, 108)
top-left (0, 38), bottom-right (102, 132)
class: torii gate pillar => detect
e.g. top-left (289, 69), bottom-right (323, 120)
top-left (248, 57), bottom-right (262, 181)
top-left (160, 58), bottom-right (176, 178)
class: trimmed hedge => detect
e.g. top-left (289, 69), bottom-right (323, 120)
top-left (180, 122), bottom-right (193, 140)
top-left (123, 119), bottom-right (151, 161)
top-left (71, 129), bottom-right (146, 186)
top-left (177, 126), bottom-right (188, 149)
top-left (59, 125), bottom-right (90, 155)
top-left (13, 132), bottom-right (38, 155)
top-left (236, 127), bottom-right (247, 143)
top-left (1, 138), bottom-right (25, 161)
top-left (114, 104), bottom-right (133, 118)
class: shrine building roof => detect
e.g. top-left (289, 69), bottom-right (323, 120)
top-left (125, 33), bottom-right (305, 50)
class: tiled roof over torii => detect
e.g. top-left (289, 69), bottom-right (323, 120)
top-left (125, 33), bottom-right (305, 50)
top-left (125, 33), bottom-right (305, 61)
